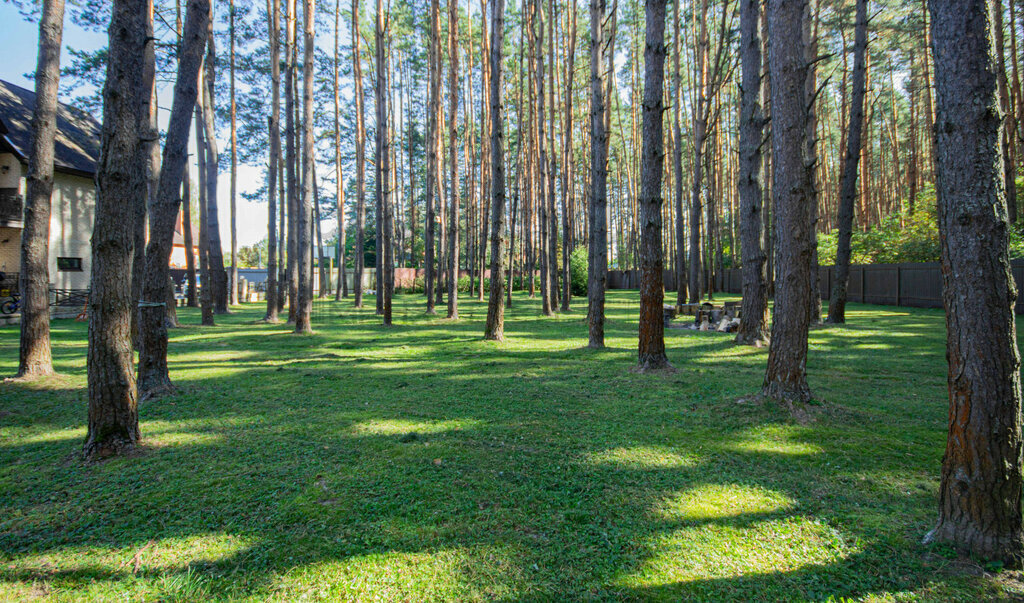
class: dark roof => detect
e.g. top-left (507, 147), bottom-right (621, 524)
top-left (0, 79), bottom-right (101, 178)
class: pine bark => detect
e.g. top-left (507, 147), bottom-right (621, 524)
top-left (637, 0), bottom-right (670, 371)
top-left (229, 0), bottom-right (238, 306)
top-left (484, 0), bottom-right (507, 340)
top-left (265, 0), bottom-right (281, 320)
top-left (735, 0), bottom-right (769, 345)
top-left (376, 0), bottom-right (394, 325)
top-left (285, 0), bottom-right (299, 320)
top-left (352, 0), bottom-right (367, 308)
top-left (424, 0), bottom-right (440, 314)
top-left (200, 19), bottom-right (228, 315)
top-left (826, 0), bottom-right (866, 324)
top-left (587, 0), bottom-right (608, 349)
top-left (688, 0), bottom-right (709, 303)
top-left (295, 0), bottom-right (314, 333)
top-left (671, 0), bottom-right (686, 306)
top-left (762, 0), bottom-right (815, 406)
top-left (560, 1), bottom-right (577, 312)
top-left (447, 0), bottom-right (460, 319)
top-left (925, 0), bottom-right (1024, 567)
top-left (17, 0), bottom-right (64, 378)
top-left (137, 0), bottom-right (210, 398)
top-left (84, 0), bottom-right (148, 459)
top-left (333, 0), bottom-right (347, 300)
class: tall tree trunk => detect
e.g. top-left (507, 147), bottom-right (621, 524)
top-left (295, 0), bottom-right (315, 333)
top-left (826, 0), bottom-right (866, 324)
top-left (447, 0), bottom-right (460, 319)
top-left (546, 0), bottom-right (558, 312)
top-left (17, 0), bottom-right (64, 378)
top-left (735, 0), bottom-right (768, 346)
top-left (131, 0), bottom-right (156, 348)
top-left (137, 0), bottom-right (210, 398)
top-left (285, 0), bottom-right (299, 320)
top-left (587, 0), bottom-right (608, 349)
top-left (334, 0), bottom-right (347, 300)
top-left (688, 0), bottom-right (709, 304)
top-left (996, 0), bottom-right (1018, 225)
top-left (637, 0), bottom-right (670, 371)
top-left (534, 0), bottom-right (552, 316)
top-left (561, 0), bottom-right (577, 312)
top-left (376, 0), bottom-right (394, 325)
top-left (762, 0), bottom-right (815, 406)
top-left (925, 0), bottom-right (1024, 567)
top-left (229, 0), bottom-right (238, 306)
top-left (200, 14), bottom-right (228, 315)
top-left (424, 0), bottom-right (440, 313)
top-left (672, 0), bottom-right (686, 306)
top-left (352, 0), bottom-right (367, 308)
top-left (84, 0), bottom-right (147, 459)
top-left (265, 0), bottom-right (281, 320)
top-left (195, 88), bottom-right (214, 326)
top-left (485, 0), bottom-right (507, 340)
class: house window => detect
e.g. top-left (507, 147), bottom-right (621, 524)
top-left (57, 257), bottom-right (83, 272)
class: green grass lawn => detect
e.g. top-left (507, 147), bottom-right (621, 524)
top-left (1, 291), bottom-right (1021, 601)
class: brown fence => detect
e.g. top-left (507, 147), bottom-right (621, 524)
top-left (609, 259), bottom-right (1024, 314)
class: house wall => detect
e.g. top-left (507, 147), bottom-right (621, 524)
top-left (0, 153), bottom-right (22, 276)
top-left (0, 159), bottom-right (96, 291)
top-left (48, 171), bottom-right (95, 290)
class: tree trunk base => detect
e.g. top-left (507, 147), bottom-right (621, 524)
top-left (138, 376), bottom-right (175, 402)
top-left (13, 365), bottom-right (56, 380)
top-left (734, 330), bottom-right (769, 347)
top-left (82, 434), bottom-right (138, 461)
top-left (924, 521), bottom-right (1024, 569)
top-left (637, 355), bottom-right (673, 373)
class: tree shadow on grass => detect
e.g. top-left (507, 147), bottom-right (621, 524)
top-left (0, 295), bottom-right (1007, 599)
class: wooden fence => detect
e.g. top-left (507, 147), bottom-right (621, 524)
top-left (608, 259), bottom-right (1024, 314)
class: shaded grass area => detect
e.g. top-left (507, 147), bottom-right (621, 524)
top-left (0, 291), bottom-right (1018, 601)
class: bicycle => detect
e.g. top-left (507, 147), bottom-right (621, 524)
top-left (1, 293), bottom-right (20, 315)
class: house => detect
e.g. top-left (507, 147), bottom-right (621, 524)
top-left (0, 79), bottom-right (99, 291)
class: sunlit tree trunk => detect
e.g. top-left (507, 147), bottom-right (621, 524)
top-left (137, 0), bottom-right (210, 398)
top-left (84, 0), bottom-right (147, 459)
top-left (735, 0), bottom-right (769, 346)
top-left (826, 0), bottom-right (866, 324)
top-left (484, 0), bottom-right (507, 341)
top-left (637, 0), bottom-right (670, 370)
top-left (17, 0), bottom-right (64, 378)
top-left (587, 0), bottom-right (608, 348)
top-left (925, 0), bottom-right (1024, 567)
top-left (762, 0), bottom-right (815, 407)
top-left (352, 0), bottom-right (367, 308)
top-left (295, 0), bottom-right (315, 333)
top-left (265, 0), bottom-right (281, 320)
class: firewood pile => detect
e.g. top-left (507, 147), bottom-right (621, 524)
top-left (670, 301), bottom-right (742, 332)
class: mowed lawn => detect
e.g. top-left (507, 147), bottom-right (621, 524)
top-left (1, 291), bottom-right (1021, 601)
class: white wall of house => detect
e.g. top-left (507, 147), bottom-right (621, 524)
top-left (0, 153), bottom-right (96, 290)
top-left (48, 171), bottom-right (95, 290)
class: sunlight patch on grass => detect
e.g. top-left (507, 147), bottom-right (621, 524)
top-left (347, 418), bottom-right (484, 437)
top-left (653, 483), bottom-right (795, 522)
top-left (618, 517), bottom-right (852, 591)
top-left (0, 426), bottom-right (87, 447)
top-left (728, 425), bottom-right (824, 456)
top-left (584, 446), bottom-right (699, 469)
top-left (1, 533), bottom-right (256, 601)
top-left (274, 544), bottom-right (524, 601)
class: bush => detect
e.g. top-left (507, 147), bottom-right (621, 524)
top-left (569, 246), bottom-right (588, 296)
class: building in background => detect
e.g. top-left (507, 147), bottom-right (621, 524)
top-left (0, 79), bottom-right (99, 291)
